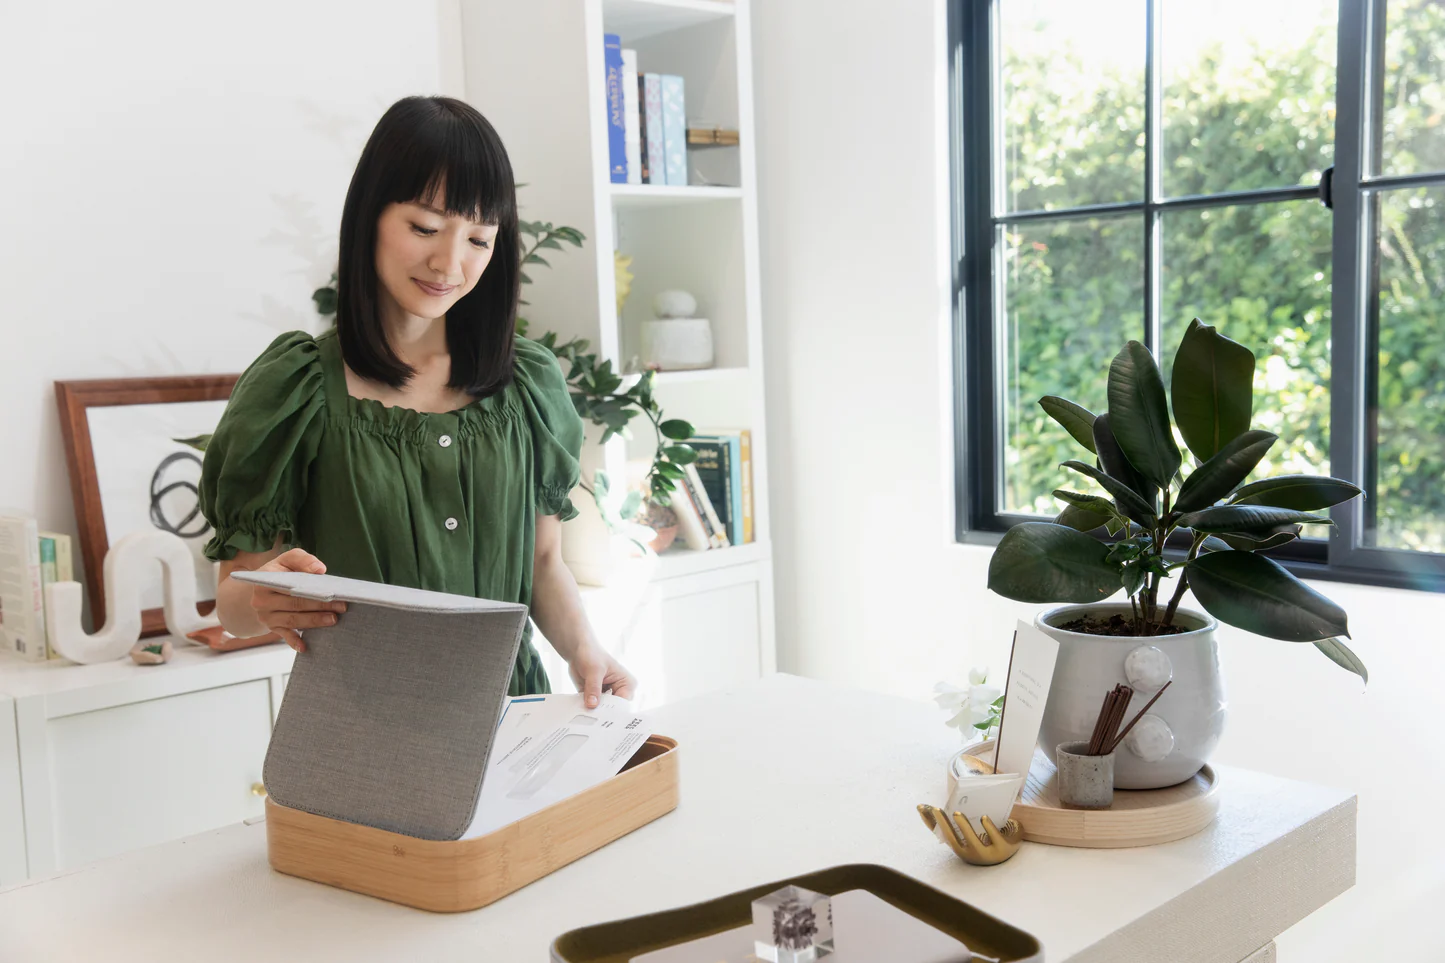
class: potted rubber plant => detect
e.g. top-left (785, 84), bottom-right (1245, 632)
top-left (986, 320), bottom-right (1365, 788)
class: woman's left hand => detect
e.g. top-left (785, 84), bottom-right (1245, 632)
top-left (567, 641), bottom-right (637, 708)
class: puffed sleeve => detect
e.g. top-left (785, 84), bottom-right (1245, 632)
top-left (199, 331), bottom-right (326, 560)
top-left (513, 335), bottom-right (585, 522)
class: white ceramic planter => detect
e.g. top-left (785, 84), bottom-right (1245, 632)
top-left (1035, 603), bottom-right (1226, 790)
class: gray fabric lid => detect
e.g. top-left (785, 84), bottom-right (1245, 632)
top-left (234, 570), bottom-right (528, 840)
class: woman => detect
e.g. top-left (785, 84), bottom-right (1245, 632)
top-left (200, 96), bottom-right (634, 707)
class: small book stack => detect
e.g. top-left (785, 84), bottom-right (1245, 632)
top-left (0, 510), bottom-right (73, 661)
top-left (668, 430), bottom-right (755, 552)
top-left (604, 34), bottom-right (688, 186)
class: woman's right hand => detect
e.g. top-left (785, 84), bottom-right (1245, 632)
top-left (249, 548), bottom-right (347, 653)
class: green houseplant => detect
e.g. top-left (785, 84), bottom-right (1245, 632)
top-left (987, 319), bottom-right (1367, 680)
top-left (986, 320), bottom-right (1366, 788)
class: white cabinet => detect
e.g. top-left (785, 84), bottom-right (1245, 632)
top-left (548, 556), bottom-right (776, 709)
top-left (1, 643), bottom-right (293, 880)
top-left (0, 696), bottom-right (24, 886)
top-left (45, 680), bottom-right (273, 870)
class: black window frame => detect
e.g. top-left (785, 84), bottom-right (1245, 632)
top-left (950, 0), bottom-right (1445, 593)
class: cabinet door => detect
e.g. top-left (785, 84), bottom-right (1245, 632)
top-left (45, 680), bottom-right (272, 870)
top-left (0, 696), bottom-right (25, 884)
top-left (658, 569), bottom-right (763, 703)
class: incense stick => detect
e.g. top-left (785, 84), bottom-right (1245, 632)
top-left (1105, 680), bottom-right (1173, 755)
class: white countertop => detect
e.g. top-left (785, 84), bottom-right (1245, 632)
top-left (0, 674), bottom-right (1355, 963)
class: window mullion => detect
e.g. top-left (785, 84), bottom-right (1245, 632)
top-left (1144, 0), bottom-right (1163, 356)
top-left (1328, 0), bottom-right (1373, 568)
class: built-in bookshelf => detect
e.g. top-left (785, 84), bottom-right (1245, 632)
top-left (459, 0), bottom-right (775, 697)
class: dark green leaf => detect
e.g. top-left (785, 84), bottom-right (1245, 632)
top-left (1094, 414), bottom-right (1157, 506)
top-left (1229, 474), bottom-right (1364, 511)
top-left (656, 462), bottom-right (686, 480)
top-left (663, 445), bottom-right (698, 465)
top-left (1218, 527), bottom-right (1301, 552)
top-left (1173, 430), bottom-right (1278, 513)
top-left (537, 237), bottom-right (564, 251)
top-left (1107, 340), bottom-right (1181, 490)
top-left (524, 253), bottom-right (550, 268)
top-left (1199, 536), bottom-right (1233, 552)
top-left (1313, 637), bottom-right (1368, 684)
top-left (1171, 318), bottom-right (1256, 462)
top-left (1186, 551), bottom-right (1349, 642)
top-left (1105, 516), bottom-right (1127, 536)
top-left (620, 491), bottom-right (643, 520)
top-left (1175, 504), bottom-right (1331, 534)
top-left (1061, 460), bottom-right (1158, 526)
top-left (172, 434), bottom-right (211, 452)
top-left (987, 522), bottom-right (1123, 603)
top-left (659, 419), bottom-right (696, 440)
top-left (1039, 397), bottom-right (1098, 454)
top-left (1121, 562), bottom-right (1146, 597)
top-left (1055, 504), bottom-right (1107, 532)
top-left (1053, 490), bottom-right (1115, 515)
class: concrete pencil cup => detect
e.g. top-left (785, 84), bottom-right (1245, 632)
top-left (1056, 741), bottom-right (1115, 809)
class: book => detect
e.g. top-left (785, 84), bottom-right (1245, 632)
top-left (621, 49), bottom-right (641, 186)
top-left (660, 74), bottom-right (687, 187)
top-left (695, 429), bottom-right (753, 544)
top-left (643, 74), bottom-right (665, 185)
top-left (38, 531), bottom-right (73, 659)
top-left (637, 75), bottom-right (651, 183)
top-left (0, 513), bottom-right (47, 661)
top-left (683, 463), bottom-right (729, 549)
top-left (686, 437), bottom-right (736, 547)
top-left (669, 478), bottom-right (711, 551)
top-left (604, 34), bottom-right (627, 183)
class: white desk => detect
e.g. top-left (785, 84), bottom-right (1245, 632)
top-left (0, 675), bottom-right (1354, 963)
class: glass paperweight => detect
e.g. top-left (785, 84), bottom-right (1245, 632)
top-left (751, 885), bottom-right (834, 962)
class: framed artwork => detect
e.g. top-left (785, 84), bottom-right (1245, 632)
top-left (55, 376), bottom-right (238, 638)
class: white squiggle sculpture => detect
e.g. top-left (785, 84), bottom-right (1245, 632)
top-left (44, 530), bottom-right (221, 664)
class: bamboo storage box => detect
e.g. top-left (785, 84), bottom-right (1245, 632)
top-left (232, 571), bottom-right (679, 912)
top-left (266, 735), bottom-right (679, 912)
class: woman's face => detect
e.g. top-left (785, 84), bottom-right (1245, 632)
top-left (374, 190), bottom-right (500, 322)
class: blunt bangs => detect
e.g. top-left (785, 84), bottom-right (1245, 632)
top-left (336, 96), bottom-right (521, 397)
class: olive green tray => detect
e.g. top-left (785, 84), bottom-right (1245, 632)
top-left (550, 863), bottom-right (1044, 962)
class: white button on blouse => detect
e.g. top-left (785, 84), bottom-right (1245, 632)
top-left (445, 517), bottom-right (459, 531)
top-left (438, 434), bottom-right (453, 448)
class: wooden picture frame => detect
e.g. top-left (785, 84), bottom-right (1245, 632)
top-left (55, 376), bottom-right (239, 638)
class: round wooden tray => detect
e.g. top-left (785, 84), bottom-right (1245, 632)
top-left (1012, 748), bottom-right (1220, 848)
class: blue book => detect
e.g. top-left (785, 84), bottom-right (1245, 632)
top-left (690, 433), bottom-right (744, 546)
top-left (605, 34), bottom-right (627, 183)
top-left (660, 74), bottom-right (687, 187)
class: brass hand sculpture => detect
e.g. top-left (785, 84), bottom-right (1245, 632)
top-left (917, 804), bottom-right (1024, 866)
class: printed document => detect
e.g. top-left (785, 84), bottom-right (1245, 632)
top-left (463, 693), bottom-right (652, 838)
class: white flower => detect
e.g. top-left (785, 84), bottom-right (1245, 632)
top-left (933, 669), bottom-right (1002, 735)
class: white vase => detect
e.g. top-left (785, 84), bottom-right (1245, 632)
top-left (1035, 603), bottom-right (1226, 790)
top-left (640, 318), bottom-right (713, 371)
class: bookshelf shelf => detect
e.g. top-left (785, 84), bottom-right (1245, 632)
top-left (603, 0), bottom-right (736, 42)
top-left (650, 366), bottom-right (749, 385)
top-left (610, 184), bottom-right (743, 208)
top-left (654, 539), bottom-right (770, 580)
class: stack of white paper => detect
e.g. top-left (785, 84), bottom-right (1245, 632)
top-left (463, 693), bottom-right (652, 839)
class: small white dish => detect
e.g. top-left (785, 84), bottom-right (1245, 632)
top-left (939, 739), bottom-right (1023, 837)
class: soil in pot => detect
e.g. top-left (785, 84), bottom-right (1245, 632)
top-left (1056, 614), bottom-right (1190, 637)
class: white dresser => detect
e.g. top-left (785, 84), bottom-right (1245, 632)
top-left (0, 642), bottom-right (294, 883)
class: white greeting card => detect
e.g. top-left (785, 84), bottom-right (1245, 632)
top-left (992, 620), bottom-right (1060, 781)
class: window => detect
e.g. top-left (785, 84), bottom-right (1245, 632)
top-left (951, 0), bottom-right (1445, 590)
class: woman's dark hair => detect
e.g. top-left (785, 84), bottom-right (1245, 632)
top-left (336, 95), bottom-right (519, 395)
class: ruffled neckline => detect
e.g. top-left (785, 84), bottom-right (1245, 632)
top-left (314, 329), bottom-right (511, 429)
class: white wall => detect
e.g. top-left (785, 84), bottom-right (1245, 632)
top-left (0, 0), bottom-right (460, 551)
top-left (753, 2), bottom-right (1445, 960)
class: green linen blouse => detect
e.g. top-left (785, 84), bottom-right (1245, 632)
top-left (198, 328), bottom-right (585, 696)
